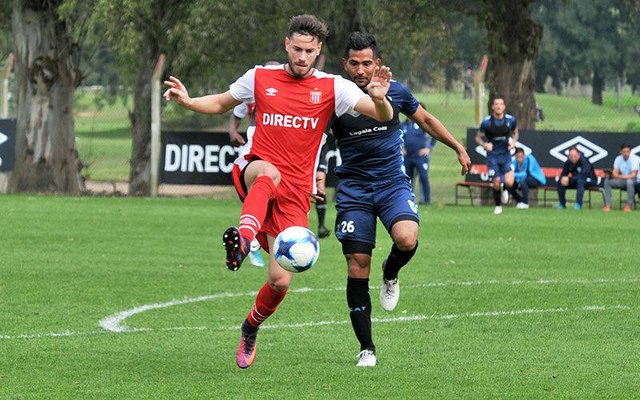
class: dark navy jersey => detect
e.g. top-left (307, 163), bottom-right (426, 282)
top-left (479, 114), bottom-right (517, 156)
top-left (401, 120), bottom-right (436, 158)
top-left (331, 80), bottom-right (419, 180)
top-left (560, 155), bottom-right (596, 182)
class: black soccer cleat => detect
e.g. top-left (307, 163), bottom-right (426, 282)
top-left (317, 226), bottom-right (330, 239)
top-left (223, 226), bottom-right (249, 271)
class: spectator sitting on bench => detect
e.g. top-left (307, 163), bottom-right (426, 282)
top-left (476, 96), bottom-right (519, 215)
top-left (603, 143), bottom-right (640, 212)
top-left (557, 146), bottom-right (597, 210)
top-left (509, 147), bottom-right (546, 209)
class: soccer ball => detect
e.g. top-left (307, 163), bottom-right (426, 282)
top-left (273, 226), bottom-right (320, 273)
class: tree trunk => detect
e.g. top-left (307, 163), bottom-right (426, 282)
top-left (484, 1), bottom-right (542, 130)
top-left (127, 58), bottom-right (154, 196)
top-left (591, 68), bottom-right (604, 105)
top-left (10, 0), bottom-right (82, 193)
top-left (444, 61), bottom-right (457, 92)
top-left (128, 29), bottom-right (161, 196)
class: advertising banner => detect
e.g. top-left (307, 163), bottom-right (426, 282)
top-left (0, 119), bottom-right (16, 172)
top-left (465, 128), bottom-right (640, 182)
top-left (160, 131), bottom-right (340, 186)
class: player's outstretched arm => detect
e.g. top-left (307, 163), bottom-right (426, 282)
top-left (413, 106), bottom-right (471, 175)
top-left (163, 76), bottom-right (240, 114)
top-left (508, 127), bottom-right (520, 150)
top-left (354, 66), bottom-right (393, 122)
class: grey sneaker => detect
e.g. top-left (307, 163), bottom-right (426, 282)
top-left (380, 260), bottom-right (400, 311)
top-left (356, 349), bottom-right (377, 367)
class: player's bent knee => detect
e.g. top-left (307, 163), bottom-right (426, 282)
top-left (267, 278), bottom-right (291, 292)
top-left (391, 221), bottom-right (418, 251)
top-left (395, 236), bottom-right (418, 252)
top-left (258, 165), bottom-right (282, 186)
top-left (345, 253), bottom-right (371, 269)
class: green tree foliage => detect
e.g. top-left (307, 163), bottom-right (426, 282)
top-left (535, 0), bottom-right (640, 104)
top-left (438, 0), bottom-right (542, 128)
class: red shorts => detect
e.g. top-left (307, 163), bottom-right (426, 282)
top-left (232, 155), bottom-right (311, 246)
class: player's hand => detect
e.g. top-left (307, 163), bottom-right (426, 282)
top-left (310, 191), bottom-right (326, 203)
top-left (458, 150), bottom-right (471, 175)
top-left (229, 131), bottom-right (246, 146)
top-left (419, 148), bottom-right (430, 157)
top-left (483, 142), bottom-right (493, 152)
top-left (367, 65), bottom-right (392, 100)
top-left (163, 76), bottom-right (192, 107)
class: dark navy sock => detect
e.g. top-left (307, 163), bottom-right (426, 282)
top-left (383, 241), bottom-right (418, 280)
top-left (346, 277), bottom-right (375, 351)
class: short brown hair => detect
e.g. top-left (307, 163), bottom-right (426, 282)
top-left (288, 14), bottom-right (329, 42)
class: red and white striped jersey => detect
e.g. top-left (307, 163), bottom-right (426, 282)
top-left (229, 64), bottom-right (365, 192)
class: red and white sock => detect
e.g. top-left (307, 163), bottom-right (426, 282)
top-left (238, 176), bottom-right (276, 242)
top-left (246, 282), bottom-right (288, 328)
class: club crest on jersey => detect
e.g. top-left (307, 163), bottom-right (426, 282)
top-left (266, 87), bottom-right (278, 97)
top-left (310, 88), bottom-right (322, 104)
top-left (408, 199), bottom-right (418, 214)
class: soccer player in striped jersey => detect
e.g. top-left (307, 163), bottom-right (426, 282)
top-left (164, 15), bottom-right (394, 369)
top-left (330, 32), bottom-right (471, 367)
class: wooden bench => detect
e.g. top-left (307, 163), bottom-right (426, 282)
top-left (455, 180), bottom-right (492, 206)
top-left (455, 164), bottom-right (605, 208)
top-left (540, 183), bottom-right (604, 209)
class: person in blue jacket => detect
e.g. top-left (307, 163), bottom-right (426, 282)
top-left (401, 103), bottom-right (437, 204)
top-left (509, 147), bottom-right (546, 209)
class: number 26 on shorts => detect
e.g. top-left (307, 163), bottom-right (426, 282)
top-left (339, 220), bottom-right (355, 233)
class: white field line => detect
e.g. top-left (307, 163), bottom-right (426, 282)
top-left (98, 277), bottom-right (640, 333)
top-left (1, 276), bottom-right (638, 340)
top-left (0, 304), bottom-right (632, 340)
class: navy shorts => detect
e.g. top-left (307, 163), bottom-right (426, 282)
top-left (335, 176), bottom-right (419, 253)
top-left (487, 153), bottom-right (513, 178)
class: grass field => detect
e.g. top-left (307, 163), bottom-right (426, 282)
top-left (1, 195), bottom-right (639, 399)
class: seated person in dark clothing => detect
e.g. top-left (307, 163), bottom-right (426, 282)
top-left (557, 146), bottom-right (597, 210)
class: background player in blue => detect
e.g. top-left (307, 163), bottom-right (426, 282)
top-left (401, 103), bottom-right (437, 205)
top-left (332, 32), bottom-right (471, 367)
top-left (475, 96), bottom-right (520, 215)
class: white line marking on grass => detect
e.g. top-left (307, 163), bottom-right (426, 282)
top-left (1, 304), bottom-right (632, 340)
top-left (99, 291), bottom-right (257, 333)
top-left (98, 277), bottom-right (640, 333)
top-left (0, 330), bottom-right (104, 340)
top-left (3, 277), bottom-right (639, 340)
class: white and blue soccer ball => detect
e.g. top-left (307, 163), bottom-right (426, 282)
top-left (273, 226), bottom-right (320, 273)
